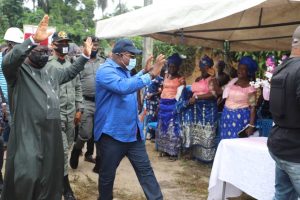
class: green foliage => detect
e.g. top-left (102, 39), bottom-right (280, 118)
top-left (46, 0), bottom-right (96, 44)
top-left (0, 0), bottom-right (24, 43)
top-left (126, 36), bottom-right (197, 76)
top-left (0, 2), bottom-right (10, 43)
top-left (0, 0), bottom-right (288, 81)
top-left (22, 8), bottom-right (45, 25)
top-left (0, 0), bottom-right (96, 45)
top-left (153, 40), bottom-right (197, 77)
top-left (1, 0), bottom-right (24, 27)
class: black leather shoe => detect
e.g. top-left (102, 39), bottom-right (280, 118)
top-left (63, 175), bottom-right (76, 200)
top-left (84, 155), bottom-right (96, 164)
top-left (0, 172), bottom-right (3, 193)
top-left (92, 167), bottom-right (99, 174)
top-left (63, 192), bottom-right (76, 200)
top-left (69, 147), bottom-right (81, 169)
top-left (93, 156), bottom-right (100, 174)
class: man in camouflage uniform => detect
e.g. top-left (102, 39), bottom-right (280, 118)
top-left (70, 36), bottom-right (104, 173)
top-left (47, 31), bottom-right (83, 200)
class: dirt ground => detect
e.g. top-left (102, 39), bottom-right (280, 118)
top-left (69, 141), bottom-right (255, 200)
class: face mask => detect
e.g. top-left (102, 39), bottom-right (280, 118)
top-left (54, 43), bottom-right (69, 55)
top-left (90, 50), bottom-right (98, 58)
top-left (126, 58), bottom-right (136, 71)
top-left (28, 46), bottom-right (50, 69)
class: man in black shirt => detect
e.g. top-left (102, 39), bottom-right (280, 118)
top-left (268, 26), bottom-right (300, 200)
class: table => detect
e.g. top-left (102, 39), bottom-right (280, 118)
top-left (208, 137), bottom-right (275, 200)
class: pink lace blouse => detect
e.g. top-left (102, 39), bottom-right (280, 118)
top-left (223, 78), bottom-right (256, 109)
top-left (161, 77), bottom-right (183, 99)
top-left (191, 77), bottom-right (213, 96)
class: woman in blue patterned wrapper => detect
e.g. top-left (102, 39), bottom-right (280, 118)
top-left (176, 55), bottom-right (221, 162)
top-left (144, 69), bottom-right (164, 140)
top-left (220, 56), bottom-right (258, 139)
top-left (156, 53), bottom-right (185, 159)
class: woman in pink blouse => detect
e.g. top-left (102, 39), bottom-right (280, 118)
top-left (176, 55), bottom-right (221, 162)
top-left (220, 56), bottom-right (258, 139)
top-left (156, 53), bottom-right (185, 158)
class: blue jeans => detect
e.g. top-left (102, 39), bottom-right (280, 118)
top-left (96, 134), bottom-right (163, 200)
top-left (269, 152), bottom-right (300, 200)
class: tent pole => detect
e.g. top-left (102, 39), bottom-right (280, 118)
top-left (142, 0), bottom-right (153, 67)
top-left (223, 40), bottom-right (231, 66)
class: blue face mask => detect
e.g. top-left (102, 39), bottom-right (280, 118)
top-left (126, 58), bottom-right (136, 71)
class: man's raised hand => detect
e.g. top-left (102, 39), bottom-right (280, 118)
top-left (144, 55), bottom-right (154, 73)
top-left (83, 37), bottom-right (93, 58)
top-left (33, 15), bottom-right (52, 43)
top-left (151, 54), bottom-right (166, 77)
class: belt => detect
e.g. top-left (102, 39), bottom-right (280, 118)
top-left (83, 95), bottom-right (95, 102)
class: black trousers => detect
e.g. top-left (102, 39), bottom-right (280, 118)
top-left (96, 134), bottom-right (163, 200)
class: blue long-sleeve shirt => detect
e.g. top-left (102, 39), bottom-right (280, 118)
top-left (94, 58), bottom-right (151, 142)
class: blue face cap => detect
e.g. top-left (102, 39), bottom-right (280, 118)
top-left (112, 39), bottom-right (142, 55)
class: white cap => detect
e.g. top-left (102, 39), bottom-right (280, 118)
top-left (4, 27), bottom-right (24, 44)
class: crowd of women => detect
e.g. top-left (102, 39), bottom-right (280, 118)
top-left (143, 52), bottom-right (277, 162)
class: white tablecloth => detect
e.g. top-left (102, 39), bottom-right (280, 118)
top-left (208, 137), bottom-right (275, 200)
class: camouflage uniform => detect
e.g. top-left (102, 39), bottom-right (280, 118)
top-left (46, 56), bottom-right (83, 175)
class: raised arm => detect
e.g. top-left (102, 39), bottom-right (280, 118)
top-left (97, 54), bottom-right (165, 95)
top-left (97, 67), bottom-right (150, 95)
top-left (57, 37), bottom-right (92, 84)
top-left (3, 15), bottom-right (53, 86)
top-left (56, 56), bottom-right (89, 85)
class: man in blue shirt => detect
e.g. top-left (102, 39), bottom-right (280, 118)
top-left (94, 39), bottom-right (165, 200)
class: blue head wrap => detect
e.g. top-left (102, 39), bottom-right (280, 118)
top-left (199, 55), bottom-right (214, 68)
top-left (239, 56), bottom-right (258, 76)
top-left (168, 53), bottom-right (182, 67)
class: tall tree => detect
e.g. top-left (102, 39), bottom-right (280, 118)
top-left (1, 0), bottom-right (24, 27)
top-left (0, 1), bottom-right (10, 43)
top-left (37, 0), bottom-right (50, 13)
top-left (96, 0), bottom-right (108, 12)
top-left (112, 2), bottom-right (129, 16)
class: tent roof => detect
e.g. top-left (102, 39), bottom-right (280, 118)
top-left (95, 0), bottom-right (300, 51)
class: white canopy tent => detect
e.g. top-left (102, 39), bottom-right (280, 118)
top-left (95, 0), bottom-right (300, 51)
